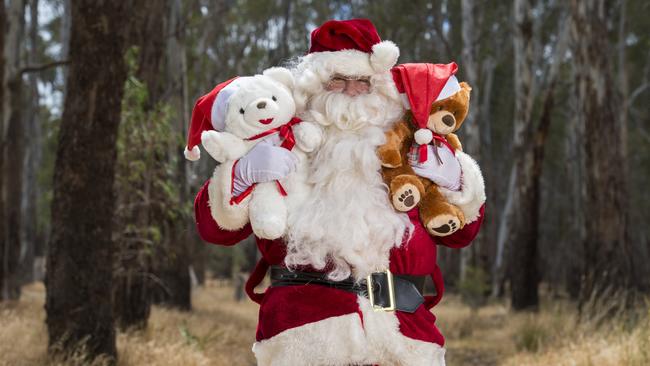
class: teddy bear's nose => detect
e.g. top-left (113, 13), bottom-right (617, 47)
top-left (257, 101), bottom-right (267, 109)
top-left (442, 115), bottom-right (455, 127)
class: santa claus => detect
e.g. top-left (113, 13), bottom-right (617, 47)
top-left (193, 19), bottom-right (486, 366)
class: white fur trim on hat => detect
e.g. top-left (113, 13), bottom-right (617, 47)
top-left (370, 40), bottom-right (400, 73)
top-left (211, 77), bottom-right (247, 131)
top-left (184, 145), bottom-right (200, 161)
top-left (414, 129), bottom-right (433, 145)
top-left (436, 75), bottom-right (461, 101)
top-left (304, 49), bottom-right (375, 77)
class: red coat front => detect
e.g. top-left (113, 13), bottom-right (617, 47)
top-left (194, 180), bottom-right (485, 348)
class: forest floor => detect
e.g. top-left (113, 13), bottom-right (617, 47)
top-left (1, 281), bottom-right (648, 366)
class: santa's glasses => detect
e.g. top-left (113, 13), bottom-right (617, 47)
top-left (325, 75), bottom-right (371, 96)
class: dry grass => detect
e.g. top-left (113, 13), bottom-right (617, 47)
top-left (1, 283), bottom-right (648, 366)
top-left (437, 294), bottom-right (650, 366)
top-left (502, 304), bottom-right (650, 366)
top-left (0, 281), bottom-right (258, 366)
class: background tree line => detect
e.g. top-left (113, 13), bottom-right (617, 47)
top-left (0, 0), bottom-right (647, 362)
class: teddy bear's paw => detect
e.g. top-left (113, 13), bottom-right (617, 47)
top-left (391, 183), bottom-right (421, 212)
top-left (251, 214), bottom-right (287, 240)
top-left (201, 130), bottom-right (227, 162)
top-left (425, 214), bottom-right (462, 237)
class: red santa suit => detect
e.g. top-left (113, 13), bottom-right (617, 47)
top-left (195, 178), bottom-right (484, 366)
top-left (190, 19), bottom-right (487, 366)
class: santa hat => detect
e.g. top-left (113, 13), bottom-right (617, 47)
top-left (184, 77), bottom-right (245, 161)
top-left (391, 62), bottom-right (460, 146)
top-left (307, 19), bottom-right (399, 75)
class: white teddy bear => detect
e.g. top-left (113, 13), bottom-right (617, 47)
top-left (184, 67), bottom-right (322, 239)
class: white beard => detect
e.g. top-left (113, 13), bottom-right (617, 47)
top-left (285, 90), bottom-right (411, 281)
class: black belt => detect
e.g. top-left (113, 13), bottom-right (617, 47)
top-left (270, 266), bottom-right (427, 313)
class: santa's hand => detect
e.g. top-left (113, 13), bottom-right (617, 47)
top-left (232, 140), bottom-right (299, 196)
top-left (411, 145), bottom-right (462, 191)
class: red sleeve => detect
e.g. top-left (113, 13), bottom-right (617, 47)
top-left (194, 180), bottom-right (252, 246)
top-left (436, 204), bottom-right (485, 249)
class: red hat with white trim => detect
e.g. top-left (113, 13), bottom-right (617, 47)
top-left (391, 62), bottom-right (460, 146)
top-left (184, 77), bottom-right (246, 161)
top-left (306, 19), bottom-right (400, 75)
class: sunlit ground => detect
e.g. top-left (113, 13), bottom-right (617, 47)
top-left (1, 282), bottom-right (648, 366)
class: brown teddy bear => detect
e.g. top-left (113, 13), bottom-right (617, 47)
top-left (379, 63), bottom-right (471, 236)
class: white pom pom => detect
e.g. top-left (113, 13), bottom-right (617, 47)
top-left (414, 129), bottom-right (433, 145)
top-left (184, 145), bottom-right (200, 161)
top-left (370, 41), bottom-right (400, 72)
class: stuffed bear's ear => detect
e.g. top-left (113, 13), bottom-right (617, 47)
top-left (263, 67), bottom-right (294, 90)
top-left (459, 81), bottom-right (472, 92)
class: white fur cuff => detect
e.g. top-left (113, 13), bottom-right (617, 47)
top-left (438, 151), bottom-right (486, 223)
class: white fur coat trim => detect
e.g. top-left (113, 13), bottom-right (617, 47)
top-left (438, 150), bottom-right (486, 224)
top-left (252, 297), bottom-right (446, 366)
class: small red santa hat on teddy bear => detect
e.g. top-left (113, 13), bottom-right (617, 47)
top-left (184, 77), bottom-right (244, 161)
top-left (391, 62), bottom-right (461, 161)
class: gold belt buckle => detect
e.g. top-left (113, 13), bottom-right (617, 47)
top-left (367, 269), bottom-right (396, 312)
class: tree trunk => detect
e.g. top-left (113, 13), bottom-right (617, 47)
top-left (45, 0), bottom-right (129, 361)
top-left (496, 0), bottom-right (540, 310)
top-left (502, 0), bottom-right (566, 310)
top-left (20, 0), bottom-right (40, 285)
top-left (60, 0), bottom-right (71, 96)
top-left (478, 55), bottom-right (498, 291)
top-left (133, 0), bottom-right (170, 108)
top-left (565, 66), bottom-right (587, 300)
top-left (2, 0), bottom-right (26, 301)
top-left (0, 0), bottom-right (6, 302)
top-left (460, 0), bottom-right (489, 283)
top-left (570, 0), bottom-right (635, 305)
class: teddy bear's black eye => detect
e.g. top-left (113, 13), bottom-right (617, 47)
top-left (239, 108), bottom-right (245, 114)
top-left (452, 111), bottom-right (457, 116)
top-left (438, 106), bottom-right (443, 111)
top-left (272, 96), bottom-right (277, 101)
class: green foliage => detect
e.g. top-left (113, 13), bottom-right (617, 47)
top-left (458, 266), bottom-right (490, 310)
top-left (114, 47), bottom-right (182, 265)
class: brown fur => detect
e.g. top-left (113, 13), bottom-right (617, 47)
top-left (378, 82), bottom-right (472, 236)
